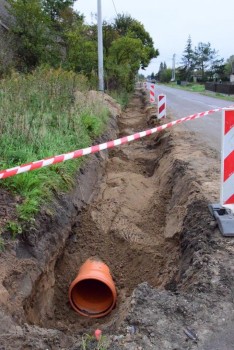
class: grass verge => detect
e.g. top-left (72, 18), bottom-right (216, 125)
top-left (108, 89), bottom-right (132, 109)
top-left (0, 67), bottom-right (110, 234)
top-left (160, 82), bottom-right (234, 102)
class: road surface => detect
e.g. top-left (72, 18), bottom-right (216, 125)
top-left (156, 85), bottom-right (233, 153)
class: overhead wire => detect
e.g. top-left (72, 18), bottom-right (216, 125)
top-left (111, 0), bottom-right (118, 16)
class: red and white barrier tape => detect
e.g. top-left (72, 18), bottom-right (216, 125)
top-left (1, 104), bottom-right (234, 179)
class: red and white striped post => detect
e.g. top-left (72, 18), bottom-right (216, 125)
top-left (221, 109), bottom-right (234, 213)
top-left (158, 94), bottom-right (166, 119)
top-left (150, 84), bottom-right (155, 104)
top-left (209, 108), bottom-right (234, 236)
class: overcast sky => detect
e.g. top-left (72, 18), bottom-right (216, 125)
top-left (74, 0), bottom-right (234, 76)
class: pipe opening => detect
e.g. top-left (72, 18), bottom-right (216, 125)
top-left (70, 279), bottom-right (114, 317)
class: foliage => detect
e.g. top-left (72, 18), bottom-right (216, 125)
top-left (177, 37), bottom-right (227, 82)
top-left (160, 68), bottom-right (172, 83)
top-left (178, 35), bottom-right (195, 81)
top-left (6, 221), bottom-right (22, 238)
top-left (194, 42), bottom-right (218, 81)
top-left (102, 14), bottom-right (158, 91)
top-left (109, 90), bottom-right (131, 109)
top-left (156, 62), bottom-right (172, 82)
top-left (64, 21), bottom-right (98, 80)
top-left (0, 31), bottom-right (16, 77)
top-left (0, 67), bottom-right (109, 225)
top-left (225, 55), bottom-right (234, 75)
top-left (41, 0), bottom-right (75, 20)
top-left (3, 3), bottom-right (158, 92)
top-left (102, 21), bottom-right (118, 57)
top-left (8, 0), bottom-right (59, 70)
top-left (114, 14), bottom-right (158, 69)
top-left (81, 333), bottom-right (109, 350)
top-left (0, 236), bottom-right (5, 252)
top-left (207, 58), bottom-right (226, 81)
top-left (105, 36), bottom-right (144, 91)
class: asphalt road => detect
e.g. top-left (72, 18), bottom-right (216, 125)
top-left (155, 85), bottom-right (233, 153)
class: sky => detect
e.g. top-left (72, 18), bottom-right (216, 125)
top-left (74, 0), bottom-right (234, 76)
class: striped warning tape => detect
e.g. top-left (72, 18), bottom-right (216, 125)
top-left (0, 104), bottom-right (234, 179)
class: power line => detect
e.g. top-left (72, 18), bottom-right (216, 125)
top-left (111, 0), bottom-right (118, 16)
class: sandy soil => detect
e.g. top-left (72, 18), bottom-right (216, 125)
top-left (0, 89), bottom-right (234, 349)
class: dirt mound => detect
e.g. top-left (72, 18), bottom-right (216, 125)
top-left (0, 90), bottom-right (234, 349)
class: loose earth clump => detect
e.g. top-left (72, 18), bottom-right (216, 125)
top-left (0, 90), bottom-right (234, 349)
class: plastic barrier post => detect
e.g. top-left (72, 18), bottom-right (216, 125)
top-left (209, 109), bottom-right (234, 236)
top-left (158, 94), bottom-right (166, 119)
top-left (150, 84), bottom-right (155, 104)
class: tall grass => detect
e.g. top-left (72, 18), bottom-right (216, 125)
top-left (0, 67), bottom-right (109, 227)
top-left (108, 90), bottom-right (131, 109)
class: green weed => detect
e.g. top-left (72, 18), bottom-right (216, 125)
top-left (6, 221), bottom-right (22, 238)
top-left (109, 90), bottom-right (131, 109)
top-left (0, 67), bottom-right (110, 230)
top-left (81, 333), bottom-right (109, 350)
top-left (0, 238), bottom-right (5, 252)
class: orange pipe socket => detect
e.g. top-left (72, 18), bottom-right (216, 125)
top-left (69, 258), bottom-right (117, 318)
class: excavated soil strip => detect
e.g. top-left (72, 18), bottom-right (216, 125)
top-left (1, 90), bottom-right (231, 349)
top-left (23, 90), bottom-right (181, 333)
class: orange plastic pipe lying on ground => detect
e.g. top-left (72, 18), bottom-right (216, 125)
top-left (68, 258), bottom-right (117, 318)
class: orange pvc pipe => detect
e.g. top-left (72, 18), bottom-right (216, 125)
top-left (68, 258), bottom-right (117, 318)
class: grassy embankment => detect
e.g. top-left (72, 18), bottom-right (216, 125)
top-left (0, 67), bottom-right (122, 236)
top-left (165, 82), bottom-right (234, 102)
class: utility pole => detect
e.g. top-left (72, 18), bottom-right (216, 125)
top-left (171, 54), bottom-right (176, 81)
top-left (97, 0), bottom-right (104, 91)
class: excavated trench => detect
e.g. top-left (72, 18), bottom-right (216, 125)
top-left (22, 91), bottom-right (193, 334)
top-left (1, 89), bottom-right (222, 349)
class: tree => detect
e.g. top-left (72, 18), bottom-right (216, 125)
top-left (208, 58), bottom-right (225, 81)
top-left (179, 35), bottom-right (195, 81)
top-left (105, 36), bottom-right (144, 91)
top-left (157, 62), bottom-right (168, 82)
top-left (65, 21), bottom-right (97, 78)
top-left (8, 0), bottom-right (56, 70)
top-left (6, 3), bottom-right (159, 92)
top-left (194, 42), bottom-right (217, 81)
top-left (114, 14), bottom-right (159, 70)
top-left (150, 72), bottom-right (156, 81)
top-left (225, 55), bottom-right (234, 75)
top-left (161, 68), bottom-right (172, 83)
top-left (102, 21), bottom-right (119, 57)
top-left (41, 0), bottom-right (75, 20)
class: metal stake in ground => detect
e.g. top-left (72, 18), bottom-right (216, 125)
top-left (209, 109), bottom-right (234, 236)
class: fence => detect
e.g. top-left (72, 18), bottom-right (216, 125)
top-left (205, 82), bottom-right (234, 95)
